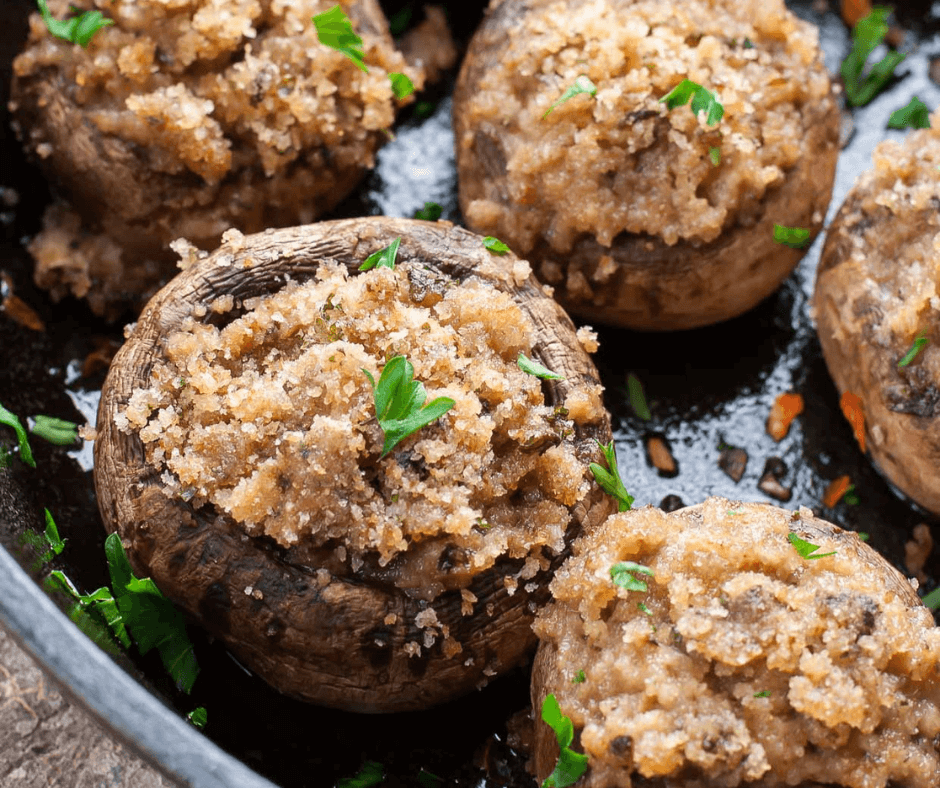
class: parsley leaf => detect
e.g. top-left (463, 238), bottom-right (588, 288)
top-left (898, 329), bottom-right (928, 367)
top-left (708, 146), bottom-right (721, 166)
top-left (46, 570), bottom-right (131, 649)
top-left (30, 415), bottom-right (79, 446)
top-left (105, 533), bottom-right (200, 692)
top-left (541, 694), bottom-right (589, 788)
top-left (787, 532), bottom-right (836, 560)
top-left (571, 670), bottom-right (586, 684)
top-left (389, 72), bottom-right (414, 100)
top-left (482, 236), bottom-right (510, 255)
top-left (589, 440), bottom-right (634, 512)
top-left (753, 690), bottom-right (772, 698)
top-left (773, 224), bottom-right (811, 249)
top-left (660, 79), bottom-right (724, 126)
top-left (0, 402), bottom-right (36, 468)
top-left (359, 238), bottom-right (401, 271)
top-left (518, 353), bottom-right (564, 380)
top-left (413, 201), bottom-right (442, 221)
top-left (187, 706), bottom-right (208, 729)
top-left (627, 373), bottom-right (651, 420)
top-left (610, 561), bottom-right (655, 593)
top-left (312, 5), bottom-right (367, 72)
top-left (338, 761), bottom-right (384, 788)
top-left (888, 96), bottom-right (930, 129)
top-left (542, 75), bottom-right (597, 119)
top-left (363, 356), bottom-right (455, 457)
top-left (36, 0), bottom-right (113, 47)
top-left (841, 8), bottom-right (906, 107)
top-left (20, 508), bottom-right (67, 570)
top-left (922, 586), bottom-right (940, 610)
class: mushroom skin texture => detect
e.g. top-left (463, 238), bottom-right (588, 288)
top-left (10, 0), bottom-right (424, 318)
top-left (814, 113), bottom-right (940, 516)
top-left (453, 0), bottom-right (839, 330)
top-left (531, 498), bottom-right (940, 788)
top-left (94, 217), bottom-right (614, 712)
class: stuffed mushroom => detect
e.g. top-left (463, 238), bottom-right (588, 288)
top-left (10, 0), bottom-right (429, 317)
top-left (94, 217), bottom-right (614, 712)
top-left (453, 0), bottom-right (839, 330)
top-left (814, 111), bottom-right (940, 516)
top-left (531, 498), bottom-right (940, 788)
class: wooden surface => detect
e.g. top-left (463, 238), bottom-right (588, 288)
top-left (0, 621), bottom-right (175, 788)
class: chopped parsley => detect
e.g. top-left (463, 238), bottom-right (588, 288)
top-left (389, 72), bottom-right (414, 100)
top-left (363, 355), bottom-right (455, 457)
top-left (857, 531), bottom-right (870, 542)
top-left (518, 353), bottom-right (564, 380)
top-left (36, 0), bottom-right (113, 47)
top-left (589, 441), bottom-right (634, 512)
top-left (888, 96), bottom-right (930, 129)
top-left (571, 669), bottom-right (586, 684)
top-left (610, 561), bottom-right (655, 593)
top-left (312, 5), bottom-right (367, 72)
top-left (30, 415), bottom-right (79, 446)
top-left (337, 761), bottom-right (384, 788)
top-left (922, 587), bottom-right (940, 611)
top-left (359, 238), bottom-right (401, 271)
top-left (753, 690), bottom-right (771, 698)
top-left (482, 236), bottom-right (511, 255)
top-left (542, 75), bottom-right (598, 119)
top-left (0, 402), bottom-right (36, 468)
top-left (708, 146), bottom-right (721, 166)
top-left (773, 224), bottom-right (811, 249)
top-left (37, 509), bottom-right (65, 566)
top-left (898, 330), bottom-right (928, 367)
top-left (413, 201), bottom-right (442, 221)
top-left (637, 601), bottom-right (652, 616)
top-left (626, 373), bottom-right (651, 420)
top-left (787, 532), bottom-right (836, 560)
top-left (541, 694), bottom-right (589, 788)
top-left (841, 8), bottom-right (906, 107)
top-left (187, 706), bottom-right (208, 729)
top-left (660, 79), bottom-right (724, 126)
top-left (843, 484), bottom-right (860, 506)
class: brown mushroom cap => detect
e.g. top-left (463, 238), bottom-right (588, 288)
top-left (814, 115), bottom-right (940, 516)
top-left (531, 498), bottom-right (940, 788)
top-left (453, 0), bottom-right (839, 330)
top-left (10, 0), bottom-right (421, 317)
top-left (94, 217), bottom-right (614, 712)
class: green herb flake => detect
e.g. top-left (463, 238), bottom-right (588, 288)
top-left (610, 561), bottom-right (655, 593)
top-left (773, 224), bottom-right (811, 249)
top-left (841, 8), bottom-right (906, 107)
top-left (857, 531), bottom-right (870, 542)
top-left (0, 402), bottom-right (35, 468)
top-left (753, 690), bottom-right (771, 698)
top-left (37, 0), bottom-right (114, 47)
top-left (659, 79), bottom-right (724, 126)
top-left (337, 760), bottom-right (384, 788)
top-left (105, 533), bottom-right (199, 692)
top-left (708, 146), bottom-right (721, 166)
top-left (898, 330), bottom-right (928, 367)
top-left (743, 38), bottom-right (755, 49)
top-left (518, 353), bottom-right (565, 380)
top-left (30, 415), bottom-right (79, 446)
top-left (541, 694), bottom-right (589, 788)
top-left (482, 236), bottom-right (511, 255)
top-left (187, 706), bottom-right (208, 729)
top-left (637, 602), bottom-right (652, 616)
top-left (627, 373), bottom-right (651, 420)
top-left (312, 5), bottom-right (367, 73)
top-left (589, 440), bottom-right (634, 512)
top-left (359, 237), bottom-right (401, 271)
top-left (41, 508), bottom-right (66, 563)
top-left (571, 669), bottom-right (586, 684)
top-left (417, 770), bottom-right (443, 788)
top-left (888, 96), bottom-right (930, 130)
top-left (414, 100), bottom-right (435, 118)
top-left (542, 75), bottom-right (598, 119)
top-left (363, 355), bottom-right (455, 457)
top-left (388, 5), bottom-right (412, 36)
top-left (922, 587), bottom-right (940, 611)
top-left (843, 484), bottom-right (860, 506)
top-left (413, 201), bottom-right (443, 221)
top-left (46, 570), bottom-right (131, 649)
top-left (787, 532), bottom-right (837, 560)
top-left (389, 72), bottom-right (414, 100)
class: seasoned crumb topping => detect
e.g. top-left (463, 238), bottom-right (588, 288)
top-left (534, 499), bottom-right (940, 788)
top-left (458, 0), bottom-right (831, 252)
top-left (119, 262), bottom-right (604, 571)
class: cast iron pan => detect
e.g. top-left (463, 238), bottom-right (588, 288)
top-left (1, 1), bottom-right (939, 786)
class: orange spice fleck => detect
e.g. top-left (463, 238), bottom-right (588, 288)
top-left (823, 475), bottom-right (852, 509)
top-left (839, 391), bottom-right (866, 453)
top-left (841, 0), bottom-right (873, 28)
top-left (766, 392), bottom-right (804, 441)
